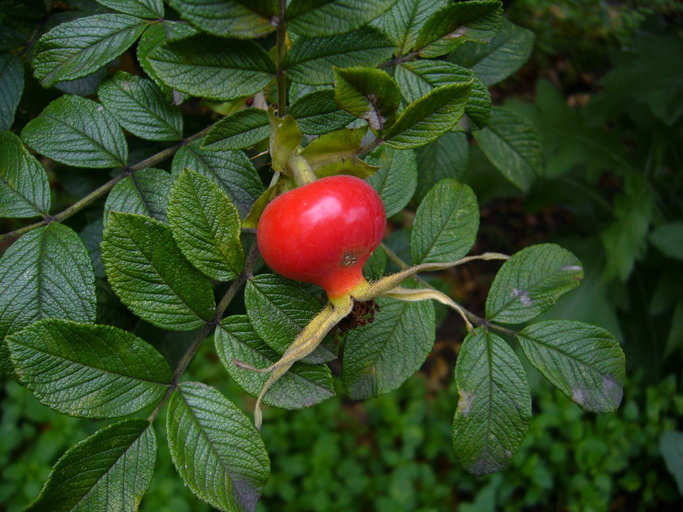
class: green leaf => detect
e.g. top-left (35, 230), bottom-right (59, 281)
top-left (101, 212), bottom-right (216, 330)
top-left (137, 21), bottom-right (199, 89)
top-left (650, 222), bottom-right (683, 261)
top-left (517, 320), bottom-right (625, 412)
top-left (0, 131), bottom-right (51, 218)
top-left (25, 419), bottom-right (156, 512)
top-left (333, 66), bottom-right (400, 132)
top-left (299, 126), bottom-right (371, 178)
top-left (284, 27), bottom-right (396, 85)
top-left (0, 54), bottom-right (23, 131)
top-left (268, 111), bottom-right (302, 172)
top-left (32, 14), bottom-right (148, 88)
top-left (289, 89), bottom-right (355, 135)
top-left (96, 0), bottom-right (164, 17)
top-left (167, 382), bottom-right (270, 512)
top-left (410, 178), bottom-right (478, 264)
top-left (342, 296), bottom-right (435, 399)
top-left (365, 145), bottom-right (417, 217)
top-left (449, 19), bottom-right (534, 86)
top-left (148, 34), bottom-right (276, 101)
top-left (104, 167), bottom-right (173, 224)
top-left (661, 431), bottom-right (683, 497)
top-left (415, 0), bottom-right (502, 58)
top-left (172, 140), bottom-right (265, 218)
top-left (395, 60), bottom-right (491, 131)
top-left (21, 95), bottom-right (128, 168)
top-left (371, 0), bottom-right (447, 55)
top-left (452, 328), bottom-right (531, 475)
top-left (245, 274), bottom-right (336, 364)
top-left (472, 107), bottom-right (542, 192)
top-left (383, 81), bottom-right (472, 149)
top-left (168, 169), bottom-right (245, 281)
top-left (202, 108), bottom-right (270, 151)
top-left (215, 316), bottom-right (335, 409)
top-left (98, 71), bottom-right (183, 141)
top-left (0, 26), bottom-right (27, 51)
top-left (601, 173), bottom-right (653, 281)
top-left (0, 223), bottom-right (96, 376)
top-left (414, 131), bottom-right (468, 202)
top-left (287, 0), bottom-right (399, 37)
top-left (8, 318), bottom-right (171, 417)
top-left (486, 243), bottom-right (583, 324)
top-left (167, 0), bottom-right (276, 39)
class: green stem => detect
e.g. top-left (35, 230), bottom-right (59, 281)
top-left (147, 241), bottom-right (261, 423)
top-left (0, 124), bottom-right (214, 244)
top-left (276, 0), bottom-right (288, 116)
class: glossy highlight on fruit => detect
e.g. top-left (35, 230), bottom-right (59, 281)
top-left (257, 175), bottom-right (386, 299)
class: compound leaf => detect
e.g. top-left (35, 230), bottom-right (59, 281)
top-left (101, 212), bottom-right (215, 330)
top-left (166, 0), bottom-right (276, 39)
top-left (287, 0), bottom-right (399, 37)
top-left (452, 328), bottom-right (531, 475)
top-left (372, 0), bottom-right (447, 55)
top-left (215, 316), bottom-right (335, 409)
top-left (0, 131), bottom-right (51, 218)
top-left (96, 0), bottom-right (164, 18)
top-left (25, 419), bottom-right (156, 512)
top-left (22, 95), bottom-right (128, 168)
top-left (486, 243), bottom-right (583, 324)
top-left (410, 178), bottom-right (478, 264)
top-left (203, 108), bottom-right (270, 151)
top-left (167, 382), bottom-right (270, 512)
top-left (168, 169), bottom-right (244, 281)
top-left (288, 89), bottom-right (355, 135)
top-left (8, 319), bottom-right (171, 417)
top-left (517, 320), bottom-right (625, 412)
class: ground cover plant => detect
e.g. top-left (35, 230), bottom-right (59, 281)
top-left (0, 1), bottom-right (633, 510)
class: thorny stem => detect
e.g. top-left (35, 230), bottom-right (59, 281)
top-left (147, 242), bottom-right (261, 423)
top-left (0, 124), bottom-right (214, 244)
top-left (275, 0), bottom-right (288, 117)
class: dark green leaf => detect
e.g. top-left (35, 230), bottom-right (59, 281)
top-left (342, 296), bottom-right (435, 399)
top-left (0, 54), bottom-right (23, 131)
top-left (245, 274), bottom-right (336, 364)
top-left (137, 20), bottom-right (199, 89)
top-left (395, 59), bottom-right (490, 131)
top-left (414, 131), bottom-right (468, 202)
top-left (517, 320), bottom-right (625, 412)
top-left (202, 108), bottom-right (270, 151)
top-left (167, 0), bottom-right (276, 39)
top-left (452, 328), bottom-right (531, 475)
top-left (0, 131), bottom-right (51, 218)
top-left (104, 167), bottom-right (173, 224)
top-left (0, 26), bottom-right (27, 51)
top-left (650, 222), bottom-right (683, 261)
top-left (486, 243), bottom-right (583, 324)
top-left (148, 34), bottom-right (276, 100)
top-left (473, 107), bottom-right (542, 192)
top-left (449, 19), bottom-right (534, 86)
top-left (371, 0), bottom-right (447, 55)
top-left (415, 0), bottom-right (502, 58)
top-left (21, 95), bottom-right (128, 168)
top-left (333, 66), bottom-right (400, 132)
top-left (96, 0), bottom-right (164, 17)
top-left (32, 14), bottom-right (147, 88)
top-left (172, 140), bottom-right (265, 218)
top-left (98, 71), bottom-right (183, 141)
top-left (365, 145), bottom-right (417, 217)
top-left (168, 169), bottom-right (245, 281)
top-left (383, 81), bottom-right (472, 149)
top-left (167, 382), bottom-right (270, 512)
top-left (25, 419), bottom-right (156, 512)
top-left (101, 212), bottom-right (216, 330)
top-left (215, 316), bottom-right (335, 409)
top-left (288, 89), bottom-right (355, 135)
top-left (8, 318), bottom-right (171, 417)
top-left (287, 0), bottom-right (398, 37)
top-left (410, 178), bottom-right (478, 264)
top-left (660, 431), bottom-right (683, 496)
top-left (284, 27), bottom-right (396, 85)
top-left (0, 223), bottom-right (96, 376)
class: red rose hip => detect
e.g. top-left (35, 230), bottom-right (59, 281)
top-left (257, 175), bottom-right (386, 300)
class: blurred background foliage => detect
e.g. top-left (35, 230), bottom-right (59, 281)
top-left (2, 0), bottom-right (683, 510)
